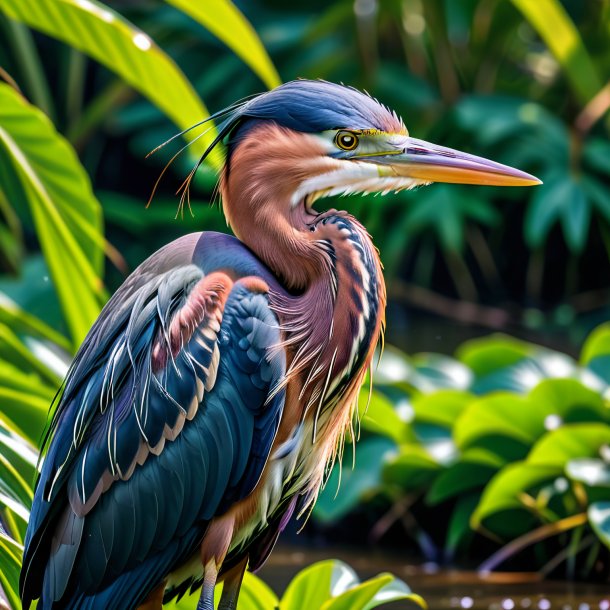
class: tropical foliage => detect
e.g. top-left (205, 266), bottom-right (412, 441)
top-left (316, 325), bottom-right (610, 578)
top-left (169, 560), bottom-right (425, 610)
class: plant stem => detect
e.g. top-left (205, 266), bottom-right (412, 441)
top-left (478, 512), bottom-right (588, 573)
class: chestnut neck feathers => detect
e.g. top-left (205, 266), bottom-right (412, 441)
top-left (220, 121), bottom-right (386, 436)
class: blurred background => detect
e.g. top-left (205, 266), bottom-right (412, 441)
top-left (1, 0), bottom-right (610, 608)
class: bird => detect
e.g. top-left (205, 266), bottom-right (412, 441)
top-left (20, 79), bottom-right (540, 610)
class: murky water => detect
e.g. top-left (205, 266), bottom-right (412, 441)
top-left (258, 545), bottom-right (610, 609)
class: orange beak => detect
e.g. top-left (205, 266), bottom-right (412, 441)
top-left (362, 137), bottom-right (541, 187)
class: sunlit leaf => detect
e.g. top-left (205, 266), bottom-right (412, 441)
top-left (527, 423), bottom-right (610, 467)
top-left (0, 83), bottom-right (104, 345)
top-left (165, 0), bottom-right (280, 89)
top-left (412, 390), bottom-right (473, 428)
top-left (323, 573), bottom-right (425, 610)
top-left (471, 462), bottom-right (559, 528)
top-left (454, 393), bottom-right (542, 450)
top-left (358, 388), bottom-right (410, 444)
top-left (0, 0), bottom-right (220, 165)
top-left (456, 334), bottom-right (533, 377)
top-left (510, 0), bottom-right (603, 104)
top-left (279, 560), bottom-right (353, 610)
top-left (383, 444), bottom-right (441, 490)
top-left (0, 530), bottom-right (22, 610)
top-left (581, 323), bottom-right (610, 366)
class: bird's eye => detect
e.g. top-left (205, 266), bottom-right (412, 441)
top-left (335, 131), bottom-right (359, 151)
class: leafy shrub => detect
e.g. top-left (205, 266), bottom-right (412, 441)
top-left (316, 325), bottom-right (610, 578)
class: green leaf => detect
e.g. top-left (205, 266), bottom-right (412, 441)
top-left (528, 423), bottom-right (610, 467)
top-left (383, 445), bottom-right (441, 490)
top-left (315, 438), bottom-right (396, 523)
top-left (528, 378), bottom-right (609, 424)
top-left (165, 0), bottom-right (280, 89)
top-left (471, 462), bottom-right (559, 528)
top-left (446, 493), bottom-right (479, 554)
top-left (588, 501), bottom-right (610, 550)
top-left (0, 292), bottom-right (71, 352)
top-left (457, 334), bottom-right (534, 377)
top-left (324, 573), bottom-right (425, 610)
top-left (0, 530), bottom-right (22, 610)
top-left (581, 323), bottom-right (610, 365)
top-left (454, 393), bottom-right (542, 451)
top-left (0, 0), bottom-right (220, 166)
top-left (358, 388), bottom-right (409, 444)
top-left (412, 390), bottom-right (473, 428)
top-left (584, 139), bottom-right (610, 177)
top-left (510, 0), bottom-right (603, 105)
top-left (279, 560), bottom-right (353, 610)
top-left (426, 458), bottom-right (498, 505)
top-left (525, 172), bottom-right (591, 254)
top-left (0, 84), bottom-right (105, 346)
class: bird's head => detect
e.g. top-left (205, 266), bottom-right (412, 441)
top-left (182, 80), bottom-right (540, 287)
top-left (194, 80), bottom-right (539, 213)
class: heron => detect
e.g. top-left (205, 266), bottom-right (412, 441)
top-left (20, 80), bottom-right (539, 610)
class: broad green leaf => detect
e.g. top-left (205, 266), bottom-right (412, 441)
top-left (0, 292), bottom-right (71, 352)
top-left (0, 83), bottom-right (105, 345)
top-left (510, 0), bottom-right (603, 105)
top-left (589, 501), bottom-right (610, 550)
top-left (471, 462), bottom-right (559, 528)
top-left (0, 323), bottom-right (60, 386)
top-left (383, 444), bottom-right (441, 490)
top-left (581, 323), bottom-right (610, 365)
top-left (527, 423), bottom-right (610, 468)
top-left (0, 530), bottom-right (22, 610)
top-left (0, 386), bottom-right (50, 446)
top-left (457, 334), bottom-right (533, 377)
top-left (358, 388), bottom-right (409, 444)
top-left (410, 353), bottom-right (472, 392)
top-left (165, 0), bottom-right (280, 89)
top-left (584, 139), bottom-right (610, 178)
top-left (525, 172), bottom-right (591, 253)
top-left (315, 438), bottom-right (396, 523)
top-left (323, 573), bottom-right (425, 610)
top-left (412, 390), bottom-right (473, 428)
top-left (279, 560), bottom-right (355, 610)
top-left (454, 393), bottom-right (542, 450)
top-left (528, 378), bottom-right (609, 424)
top-left (426, 458), bottom-right (498, 505)
top-left (0, 416), bottom-right (38, 483)
top-left (0, 0), bottom-right (220, 166)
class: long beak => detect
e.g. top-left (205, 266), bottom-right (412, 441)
top-left (364, 137), bottom-right (541, 187)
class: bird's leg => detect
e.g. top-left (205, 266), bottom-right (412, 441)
top-left (218, 556), bottom-right (248, 610)
top-left (137, 580), bottom-right (167, 610)
top-left (198, 512), bottom-right (236, 610)
top-left (197, 559), bottom-right (218, 610)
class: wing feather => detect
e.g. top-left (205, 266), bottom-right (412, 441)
top-left (22, 255), bottom-right (286, 610)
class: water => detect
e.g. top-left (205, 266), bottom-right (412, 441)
top-left (258, 545), bottom-right (610, 609)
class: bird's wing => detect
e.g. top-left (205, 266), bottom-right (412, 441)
top-left (21, 241), bottom-right (286, 609)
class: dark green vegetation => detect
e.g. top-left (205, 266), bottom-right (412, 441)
top-left (0, 0), bottom-right (609, 607)
top-left (316, 325), bottom-right (610, 579)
